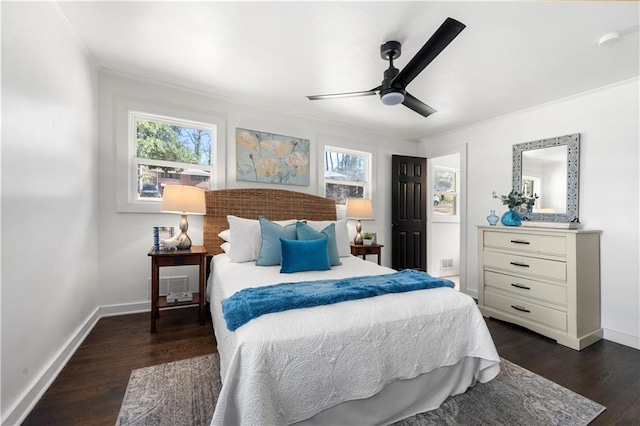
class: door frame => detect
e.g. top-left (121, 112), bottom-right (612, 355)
top-left (423, 142), bottom-right (469, 295)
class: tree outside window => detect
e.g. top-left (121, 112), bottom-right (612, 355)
top-left (433, 168), bottom-right (458, 216)
top-left (324, 147), bottom-right (371, 206)
top-left (132, 112), bottom-right (214, 202)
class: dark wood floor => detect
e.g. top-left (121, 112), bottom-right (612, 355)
top-left (24, 308), bottom-right (639, 425)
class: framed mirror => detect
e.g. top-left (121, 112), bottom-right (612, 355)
top-left (512, 133), bottom-right (580, 222)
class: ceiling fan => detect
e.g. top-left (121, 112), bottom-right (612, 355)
top-left (307, 17), bottom-right (466, 117)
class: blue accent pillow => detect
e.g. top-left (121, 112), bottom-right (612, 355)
top-left (296, 222), bottom-right (342, 266)
top-left (256, 217), bottom-right (297, 266)
top-left (280, 238), bottom-right (331, 273)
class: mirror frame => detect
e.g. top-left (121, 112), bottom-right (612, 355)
top-left (512, 133), bottom-right (580, 223)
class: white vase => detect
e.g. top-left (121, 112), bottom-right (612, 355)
top-left (363, 239), bottom-right (373, 246)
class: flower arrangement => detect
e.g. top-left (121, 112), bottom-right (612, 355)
top-left (362, 232), bottom-right (375, 240)
top-left (492, 190), bottom-right (538, 210)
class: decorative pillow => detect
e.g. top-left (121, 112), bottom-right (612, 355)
top-left (218, 229), bottom-right (231, 242)
top-left (296, 222), bottom-right (341, 266)
top-left (220, 242), bottom-right (231, 253)
top-left (227, 215), bottom-right (295, 263)
top-left (227, 215), bottom-right (262, 263)
top-left (256, 217), bottom-right (297, 266)
top-left (280, 238), bottom-right (331, 273)
top-left (306, 219), bottom-right (350, 257)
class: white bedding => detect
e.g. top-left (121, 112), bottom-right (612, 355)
top-left (208, 254), bottom-right (500, 425)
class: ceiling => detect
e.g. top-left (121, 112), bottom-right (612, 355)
top-left (57, 1), bottom-right (640, 141)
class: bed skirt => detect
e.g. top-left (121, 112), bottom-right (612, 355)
top-left (292, 356), bottom-right (500, 426)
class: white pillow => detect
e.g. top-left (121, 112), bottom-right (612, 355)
top-left (218, 229), bottom-right (231, 242)
top-left (226, 215), bottom-right (296, 263)
top-left (306, 218), bottom-right (351, 257)
top-left (227, 215), bottom-right (262, 263)
top-left (220, 242), bottom-right (231, 253)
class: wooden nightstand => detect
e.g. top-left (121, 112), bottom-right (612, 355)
top-left (147, 246), bottom-right (207, 332)
top-left (350, 243), bottom-right (384, 265)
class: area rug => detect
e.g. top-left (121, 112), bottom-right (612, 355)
top-left (116, 354), bottom-right (605, 426)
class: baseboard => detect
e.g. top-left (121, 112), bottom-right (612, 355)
top-left (2, 307), bottom-right (101, 426)
top-left (603, 328), bottom-right (640, 350)
top-left (100, 300), bottom-right (150, 317)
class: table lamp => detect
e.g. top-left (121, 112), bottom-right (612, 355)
top-left (160, 185), bottom-right (206, 250)
top-left (346, 198), bottom-right (374, 244)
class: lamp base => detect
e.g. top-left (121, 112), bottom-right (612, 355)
top-left (175, 232), bottom-right (192, 250)
top-left (354, 219), bottom-right (363, 245)
top-left (176, 214), bottom-right (192, 249)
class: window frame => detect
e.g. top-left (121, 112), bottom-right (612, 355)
top-left (116, 96), bottom-right (226, 213)
top-left (129, 111), bottom-right (215, 204)
top-left (323, 145), bottom-right (372, 210)
top-left (432, 165), bottom-right (460, 222)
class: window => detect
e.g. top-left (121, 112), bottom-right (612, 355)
top-left (324, 147), bottom-right (371, 206)
top-left (433, 167), bottom-right (459, 217)
top-left (130, 112), bottom-right (215, 203)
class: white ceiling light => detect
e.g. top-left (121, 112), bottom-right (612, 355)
top-left (381, 91), bottom-right (405, 105)
top-left (598, 32), bottom-right (621, 47)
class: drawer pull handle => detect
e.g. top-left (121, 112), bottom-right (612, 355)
top-left (510, 239), bottom-right (531, 245)
top-left (511, 283), bottom-right (531, 290)
top-left (511, 305), bottom-right (531, 313)
top-left (510, 261), bottom-right (530, 267)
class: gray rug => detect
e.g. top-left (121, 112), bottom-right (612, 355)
top-left (116, 354), bottom-right (605, 426)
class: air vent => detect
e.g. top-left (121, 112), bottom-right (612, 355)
top-left (148, 275), bottom-right (189, 297)
top-left (440, 258), bottom-right (454, 269)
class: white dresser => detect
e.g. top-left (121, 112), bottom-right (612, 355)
top-left (477, 226), bottom-right (602, 350)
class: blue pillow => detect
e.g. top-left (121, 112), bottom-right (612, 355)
top-left (280, 238), bottom-right (331, 273)
top-left (256, 217), bottom-right (297, 266)
top-left (296, 222), bottom-right (342, 266)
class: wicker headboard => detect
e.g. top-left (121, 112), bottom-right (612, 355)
top-left (203, 188), bottom-right (337, 256)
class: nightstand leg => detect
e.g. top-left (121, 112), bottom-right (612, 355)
top-left (151, 260), bottom-right (159, 332)
top-left (199, 255), bottom-right (206, 326)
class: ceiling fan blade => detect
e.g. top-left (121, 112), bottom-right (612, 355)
top-left (307, 87), bottom-right (380, 100)
top-left (402, 92), bottom-right (437, 117)
top-left (394, 17), bottom-right (466, 87)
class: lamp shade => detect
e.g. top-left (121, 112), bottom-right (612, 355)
top-left (346, 198), bottom-right (373, 219)
top-left (161, 185), bottom-right (206, 215)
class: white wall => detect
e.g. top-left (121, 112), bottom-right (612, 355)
top-left (1, 2), bottom-right (100, 424)
top-left (98, 72), bottom-right (418, 309)
top-left (420, 78), bottom-right (640, 349)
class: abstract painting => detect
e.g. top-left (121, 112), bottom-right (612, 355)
top-left (236, 128), bottom-right (310, 186)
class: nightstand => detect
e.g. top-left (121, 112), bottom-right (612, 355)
top-left (350, 243), bottom-right (384, 265)
top-left (147, 246), bottom-right (207, 332)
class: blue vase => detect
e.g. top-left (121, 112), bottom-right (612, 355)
top-left (486, 210), bottom-right (499, 226)
top-left (501, 208), bottom-right (521, 226)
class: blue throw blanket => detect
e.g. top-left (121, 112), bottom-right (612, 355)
top-left (222, 269), bottom-right (454, 331)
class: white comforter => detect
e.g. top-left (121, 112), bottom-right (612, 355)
top-left (209, 255), bottom-right (500, 426)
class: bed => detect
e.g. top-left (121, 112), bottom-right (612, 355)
top-left (204, 188), bottom-right (500, 426)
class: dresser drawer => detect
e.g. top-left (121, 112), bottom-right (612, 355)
top-left (484, 231), bottom-right (566, 256)
top-left (485, 291), bottom-right (567, 331)
top-left (484, 270), bottom-right (567, 306)
top-left (483, 251), bottom-right (566, 282)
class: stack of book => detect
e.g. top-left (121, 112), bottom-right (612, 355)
top-left (153, 226), bottom-right (175, 250)
top-left (166, 292), bottom-right (193, 303)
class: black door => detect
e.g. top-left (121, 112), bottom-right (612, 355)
top-left (391, 155), bottom-right (427, 271)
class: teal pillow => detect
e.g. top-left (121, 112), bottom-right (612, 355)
top-left (256, 217), bottom-right (297, 266)
top-left (296, 222), bottom-right (342, 266)
top-left (280, 238), bottom-right (331, 273)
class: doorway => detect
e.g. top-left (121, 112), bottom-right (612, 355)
top-left (428, 153), bottom-right (461, 290)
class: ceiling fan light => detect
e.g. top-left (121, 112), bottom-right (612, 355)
top-left (381, 91), bottom-right (405, 106)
